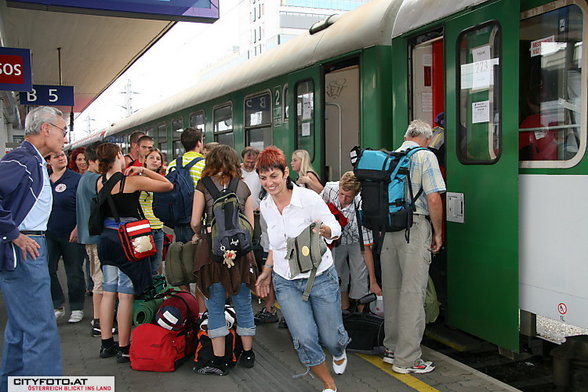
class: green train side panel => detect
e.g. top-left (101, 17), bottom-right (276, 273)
top-left (361, 46), bottom-right (392, 149)
top-left (444, 0), bottom-right (519, 351)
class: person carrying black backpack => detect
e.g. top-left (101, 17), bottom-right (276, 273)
top-left (191, 145), bottom-right (258, 376)
top-left (164, 128), bottom-right (206, 243)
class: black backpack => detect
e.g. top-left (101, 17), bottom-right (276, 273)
top-left (193, 306), bottom-right (242, 370)
top-left (201, 177), bottom-right (253, 263)
top-left (88, 172), bottom-right (124, 236)
top-left (153, 156), bottom-right (203, 227)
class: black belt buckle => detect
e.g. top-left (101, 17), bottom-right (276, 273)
top-left (21, 230), bottom-right (45, 236)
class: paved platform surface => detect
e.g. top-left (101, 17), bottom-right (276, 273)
top-left (0, 285), bottom-right (521, 392)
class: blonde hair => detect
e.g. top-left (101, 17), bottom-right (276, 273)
top-left (339, 171), bottom-right (360, 194)
top-left (292, 149), bottom-right (315, 176)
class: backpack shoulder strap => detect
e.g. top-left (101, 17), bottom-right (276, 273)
top-left (184, 156), bottom-right (203, 171)
top-left (175, 156), bottom-right (183, 170)
top-left (99, 172), bottom-right (124, 222)
top-left (226, 177), bottom-right (239, 194)
top-left (201, 176), bottom-right (221, 200)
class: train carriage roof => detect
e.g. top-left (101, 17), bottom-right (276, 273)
top-left (392, 0), bottom-right (490, 37)
top-left (90, 0), bottom-right (402, 142)
top-left (73, 0), bottom-right (497, 148)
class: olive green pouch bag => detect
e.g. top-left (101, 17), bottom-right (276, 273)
top-left (286, 221), bottom-right (327, 301)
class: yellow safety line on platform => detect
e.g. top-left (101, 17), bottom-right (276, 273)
top-left (357, 354), bottom-right (441, 392)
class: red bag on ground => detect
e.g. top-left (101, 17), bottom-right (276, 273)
top-left (130, 323), bottom-right (196, 372)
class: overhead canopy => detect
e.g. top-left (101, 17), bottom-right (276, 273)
top-left (2, 3), bottom-right (177, 115)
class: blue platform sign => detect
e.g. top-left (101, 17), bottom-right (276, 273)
top-left (20, 85), bottom-right (75, 106)
top-left (0, 47), bottom-right (32, 92)
top-left (7, 0), bottom-right (219, 23)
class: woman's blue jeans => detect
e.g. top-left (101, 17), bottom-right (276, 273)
top-left (46, 232), bottom-right (86, 310)
top-left (205, 282), bottom-right (255, 339)
top-left (273, 266), bottom-right (350, 367)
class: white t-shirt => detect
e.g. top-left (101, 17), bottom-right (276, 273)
top-left (241, 168), bottom-right (261, 210)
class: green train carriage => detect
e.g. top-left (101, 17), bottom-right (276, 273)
top-left (71, 0), bottom-right (588, 352)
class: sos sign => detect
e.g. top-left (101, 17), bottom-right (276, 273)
top-left (0, 47), bottom-right (32, 92)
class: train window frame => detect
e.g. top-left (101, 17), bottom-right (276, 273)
top-left (295, 79), bottom-right (315, 160)
top-left (244, 90), bottom-right (272, 151)
top-left (213, 102), bottom-right (234, 148)
top-left (155, 122), bottom-right (168, 159)
top-left (519, 0), bottom-right (587, 169)
top-left (189, 110), bottom-right (206, 132)
top-left (283, 84), bottom-right (289, 122)
top-left (456, 21), bottom-right (503, 165)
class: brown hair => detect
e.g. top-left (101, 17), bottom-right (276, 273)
top-left (180, 127), bottom-right (203, 151)
top-left (241, 146), bottom-right (260, 158)
top-left (201, 145), bottom-right (241, 185)
top-left (144, 148), bottom-right (164, 174)
top-left (96, 142), bottom-right (121, 175)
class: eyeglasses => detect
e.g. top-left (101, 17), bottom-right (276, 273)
top-left (48, 123), bottom-right (68, 137)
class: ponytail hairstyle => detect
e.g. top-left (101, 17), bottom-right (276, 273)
top-left (96, 142), bottom-right (122, 175)
top-left (256, 146), bottom-right (295, 199)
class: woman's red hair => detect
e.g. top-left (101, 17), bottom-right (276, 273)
top-left (68, 147), bottom-right (86, 172)
top-left (256, 146), bottom-right (287, 174)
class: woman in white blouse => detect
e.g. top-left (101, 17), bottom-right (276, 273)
top-left (255, 146), bottom-right (349, 392)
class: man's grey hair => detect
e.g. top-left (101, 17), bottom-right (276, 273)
top-left (24, 106), bottom-right (64, 136)
top-left (404, 119), bottom-right (433, 139)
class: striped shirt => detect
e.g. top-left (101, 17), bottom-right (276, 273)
top-left (320, 182), bottom-right (374, 246)
top-left (139, 191), bottom-right (163, 229)
top-left (166, 151), bottom-right (206, 189)
top-left (397, 140), bottom-right (446, 216)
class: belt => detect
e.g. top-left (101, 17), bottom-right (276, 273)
top-left (21, 230), bottom-right (46, 236)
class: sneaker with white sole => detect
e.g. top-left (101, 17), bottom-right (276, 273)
top-left (382, 349), bottom-right (394, 364)
top-left (392, 359), bottom-right (435, 374)
top-left (68, 310), bottom-right (84, 323)
top-left (54, 307), bottom-right (65, 319)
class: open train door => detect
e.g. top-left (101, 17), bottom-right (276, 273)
top-left (443, 0), bottom-right (519, 351)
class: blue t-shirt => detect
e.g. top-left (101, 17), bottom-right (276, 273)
top-left (48, 169), bottom-right (81, 238)
top-left (76, 171), bottom-right (101, 245)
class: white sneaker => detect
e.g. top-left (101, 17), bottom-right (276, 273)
top-left (392, 358), bottom-right (435, 374)
top-left (68, 310), bottom-right (84, 323)
top-left (54, 307), bottom-right (65, 319)
top-left (332, 351), bottom-right (347, 375)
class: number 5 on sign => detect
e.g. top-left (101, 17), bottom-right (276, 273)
top-left (20, 84), bottom-right (74, 106)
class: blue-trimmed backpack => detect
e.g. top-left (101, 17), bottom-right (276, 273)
top-left (350, 146), bottom-right (425, 244)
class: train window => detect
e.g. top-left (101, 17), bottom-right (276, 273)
top-left (245, 92), bottom-right (272, 150)
top-left (156, 123), bottom-right (168, 158)
top-left (190, 111), bottom-right (206, 132)
top-left (457, 23), bottom-right (501, 164)
top-left (214, 104), bottom-right (234, 148)
top-left (519, 4), bottom-right (585, 167)
top-left (296, 80), bottom-right (314, 157)
top-left (283, 85), bottom-right (289, 121)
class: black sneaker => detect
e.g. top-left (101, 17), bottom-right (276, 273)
top-left (116, 347), bottom-right (130, 363)
top-left (99, 343), bottom-right (118, 358)
top-left (91, 320), bottom-right (101, 337)
top-left (254, 308), bottom-right (279, 325)
top-left (194, 363), bottom-right (229, 376)
top-left (239, 350), bottom-right (255, 368)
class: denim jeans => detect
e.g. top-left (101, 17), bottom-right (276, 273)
top-left (149, 229), bottom-right (164, 275)
top-left (0, 236), bottom-right (62, 391)
top-left (273, 266), bottom-right (350, 367)
top-left (174, 224), bottom-right (194, 243)
top-left (46, 232), bottom-right (87, 311)
top-left (205, 282), bottom-right (255, 339)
